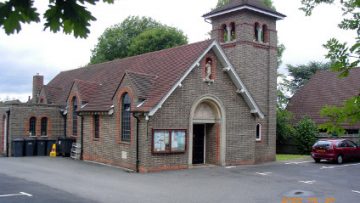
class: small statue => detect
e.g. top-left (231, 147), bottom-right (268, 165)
top-left (205, 60), bottom-right (212, 81)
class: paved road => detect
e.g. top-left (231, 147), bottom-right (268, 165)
top-left (0, 157), bottom-right (359, 203)
top-left (0, 173), bottom-right (96, 203)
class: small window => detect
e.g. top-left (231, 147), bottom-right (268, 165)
top-left (262, 24), bottom-right (268, 43)
top-left (94, 115), bottom-right (100, 139)
top-left (152, 129), bottom-right (186, 153)
top-left (256, 123), bottom-right (261, 141)
top-left (254, 22), bottom-right (260, 42)
top-left (230, 22), bottom-right (236, 41)
top-left (41, 117), bottom-right (48, 136)
top-left (121, 93), bottom-right (131, 142)
top-left (29, 117), bottom-right (36, 136)
top-left (72, 97), bottom-right (78, 136)
top-left (222, 24), bottom-right (228, 42)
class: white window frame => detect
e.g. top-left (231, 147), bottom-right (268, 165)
top-left (256, 123), bottom-right (261, 141)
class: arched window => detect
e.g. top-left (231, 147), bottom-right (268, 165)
top-left (41, 117), bottom-right (48, 136)
top-left (230, 22), bottom-right (236, 41)
top-left (256, 123), bottom-right (261, 141)
top-left (254, 22), bottom-right (261, 42)
top-left (121, 93), bottom-right (131, 142)
top-left (262, 24), bottom-right (268, 43)
top-left (72, 97), bottom-right (78, 136)
top-left (222, 24), bottom-right (228, 42)
top-left (29, 117), bottom-right (36, 136)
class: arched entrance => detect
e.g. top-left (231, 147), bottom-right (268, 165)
top-left (189, 95), bottom-right (226, 166)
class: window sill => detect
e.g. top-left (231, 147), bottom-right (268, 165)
top-left (220, 41), bottom-right (236, 48)
top-left (118, 141), bottom-right (131, 145)
top-left (152, 151), bottom-right (186, 155)
top-left (93, 138), bottom-right (100, 141)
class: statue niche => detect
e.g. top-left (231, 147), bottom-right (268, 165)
top-left (203, 58), bottom-right (214, 84)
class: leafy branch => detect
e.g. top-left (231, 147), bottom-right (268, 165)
top-left (0, 0), bottom-right (114, 38)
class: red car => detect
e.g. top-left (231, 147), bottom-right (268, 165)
top-left (311, 139), bottom-right (360, 164)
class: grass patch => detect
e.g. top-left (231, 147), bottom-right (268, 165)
top-left (276, 154), bottom-right (309, 161)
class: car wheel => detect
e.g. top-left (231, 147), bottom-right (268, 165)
top-left (314, 158), bottom-right (321, 163)
top-left (336, 155), bottom-right (343, 164)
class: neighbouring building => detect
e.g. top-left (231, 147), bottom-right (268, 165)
top-left (0, 0), bottom-right (285, 172)
top-left (287, 68), bottom-right (360, 135)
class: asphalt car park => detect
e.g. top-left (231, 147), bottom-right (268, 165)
top-left (0, 157), bottom-right (359, 203)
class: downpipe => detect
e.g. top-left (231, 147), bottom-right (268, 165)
top-left (132, 113), bottom-right (141, 173)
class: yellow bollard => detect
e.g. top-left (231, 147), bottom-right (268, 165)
top-left (49, 144), bottom-right (57, 157)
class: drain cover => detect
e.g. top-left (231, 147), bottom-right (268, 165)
top-left (283, 190), bottom-right (315, 198)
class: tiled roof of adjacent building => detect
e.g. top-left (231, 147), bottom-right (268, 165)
top-left (46, 40), bottom-right (214, 112)
top-left (42, 85), bottom-right (64, 104)
top-left (287, 68), bottom-right (360, 128)
top-left (203, 0), bottom-right (285, 19)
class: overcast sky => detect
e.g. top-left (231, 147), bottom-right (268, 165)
top-left (0, 0), bottom-right (356, 101)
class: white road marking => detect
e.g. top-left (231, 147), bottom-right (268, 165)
top-left (20, 192), bottom-right (32, 197)
top-left (256, 172), bottom-right (272, 176)
top-left (299, 180), bottom-right (316, 184)
top-left (352, 190), bottom-right (360, 194)
top-left (320, 163), bottom-right (360, 169)
top-left (226, 166), bottom-right (236, 169)
top-left (285, 161), bottom-right (312, 165)
top-left (320, 166), bottom-right (335, 169)
top-left (0, 192), bottom-right (33, 198)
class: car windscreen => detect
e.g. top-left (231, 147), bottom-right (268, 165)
top-left (313, 141), bottom-right (332, 148)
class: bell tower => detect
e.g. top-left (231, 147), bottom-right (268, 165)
top-left (203, 0), bottom-right (285, 162)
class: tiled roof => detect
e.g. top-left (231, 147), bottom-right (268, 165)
top-left (203, 0), bottom-right (285, 19)
top-left (73, 79), bottom-right (102, 103)
top-left (43, 85), bottom-right (63, 104)
top-left (125, 71), bottom-right (157, 99)
top-left (47, 40), bottom-right (214, 112)
top-left (287, 68), bottom-right (360, 128)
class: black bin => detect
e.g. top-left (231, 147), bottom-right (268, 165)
top-left (57, 137), bottom-right (75, 157)
top-left (36, 138), bottom-right (47, 156)
top-left (24, 138), bottom-right (36, 156)
top-left (46, 139), bottom-right (57, 156)
top-left (11, 138), bottom-right (24, 157)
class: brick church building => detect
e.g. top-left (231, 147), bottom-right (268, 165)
top-left (0, 0), bottom-right (285, 172)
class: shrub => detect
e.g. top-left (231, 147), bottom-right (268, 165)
top-left (294, 117), bottom-right (318, 154)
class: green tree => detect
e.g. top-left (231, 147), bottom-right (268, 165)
top-left (215, 0), bottom-right (230, 8)
top-left (294, 117), bottom-right (318, 154)
top-left (215, 0), bottom-right (275, 9)
top-left (287, 61), bottom-right (330, 94)
top-left (276, 109), bottom-right (295, 145)
top-left (320, 96), bottom-right (360, 135)
top-left (128, 27), bottom-right (187, 57)
top-left (0, 0), bottom-right (113, 38)
top-left (300, 0), bottom-right (359, 77)
top-left (90, 16), bottom-right (188, 64)
top-left (300, 0), bottom-right (360, 134)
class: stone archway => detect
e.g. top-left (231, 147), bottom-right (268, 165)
top-left (189, 95), bottom-right (226, 166)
